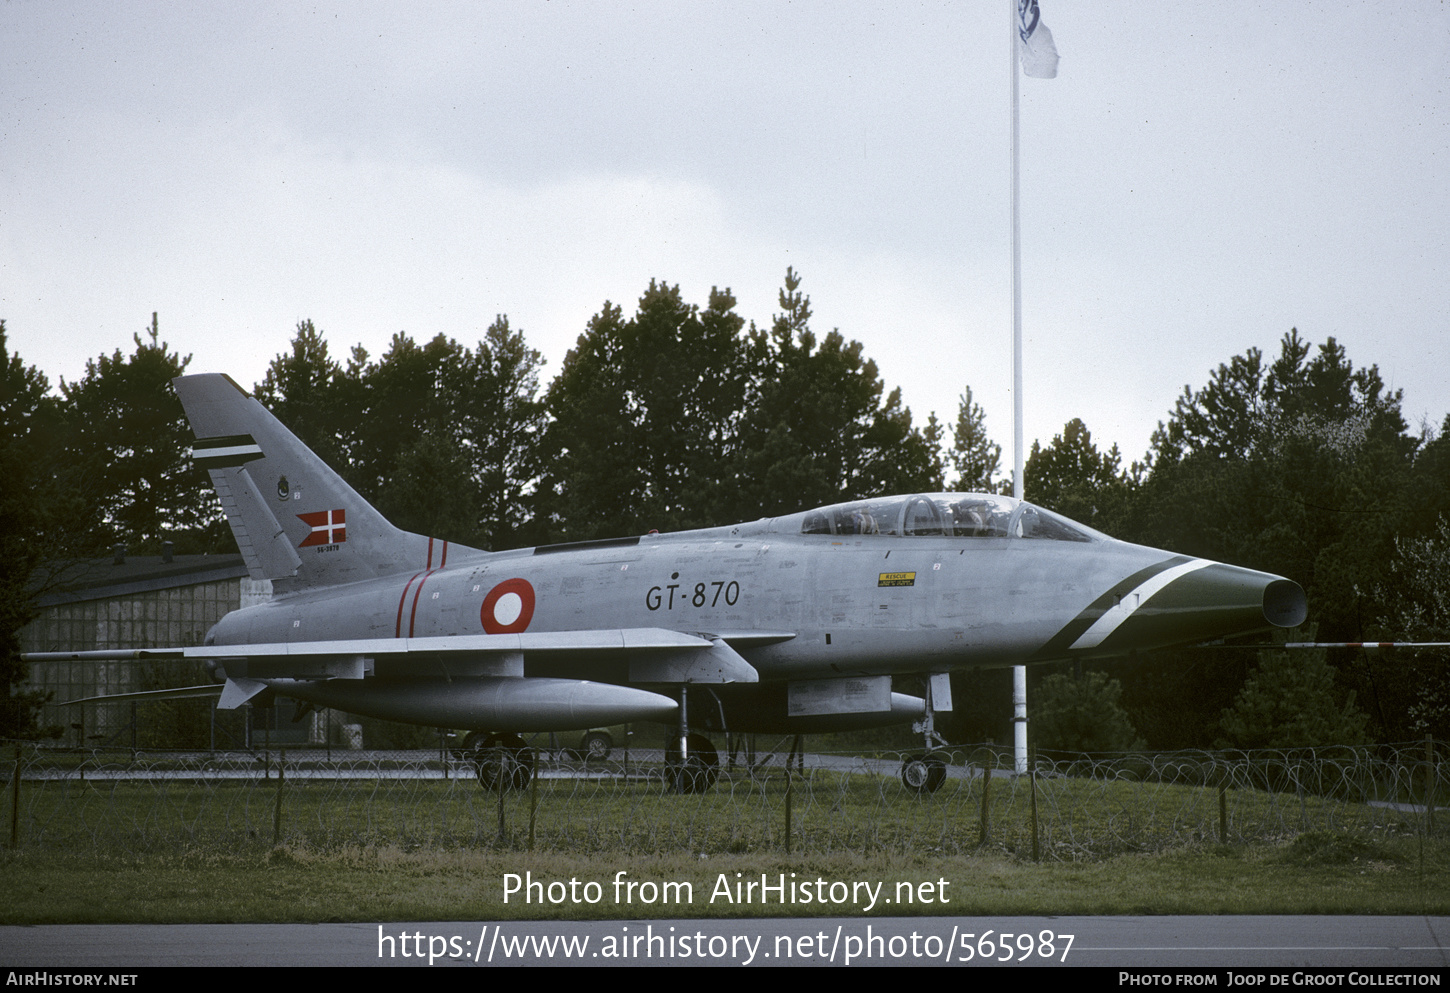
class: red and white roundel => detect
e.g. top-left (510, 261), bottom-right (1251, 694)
top-left (480, 578), bottom-right (535, 634)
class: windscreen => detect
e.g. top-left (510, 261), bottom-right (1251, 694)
top-left (799, 493), bottom-right (1096, 542)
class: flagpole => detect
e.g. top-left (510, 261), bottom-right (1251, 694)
top-left (1010, 0), bottom-right (1028, 776)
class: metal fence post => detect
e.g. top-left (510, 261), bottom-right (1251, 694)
top-left (529, 756), bottom-right (539, 852)
top-left (272, 747), bottom-right (285, 846)
top-left (978, 748), bottom-right (993, 847)
top-left (1030, 761), bottom-right (1040, 862)
top-left (784, 768), bottom-right (793, 855)
top-left (1218, 759), bottom-right (1229, 845)
top-left (496, 746), bottom-right (507, 844)
top-left (1426, 735), bottom-right (1436, 835)
top-left (9, 745), bottom-right (20, 849)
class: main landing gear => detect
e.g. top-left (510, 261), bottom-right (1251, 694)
top-left (464, 731), bottom-right (534, 791)
top-left (666, 733), bottom-right (719, 794)
top-left (667, 685), bottom-right (719, 794)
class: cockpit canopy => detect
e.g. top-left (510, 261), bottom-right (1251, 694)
top-left (796, 493), bottom-right (1100, 543)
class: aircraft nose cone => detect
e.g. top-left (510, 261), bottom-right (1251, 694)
top-left (1135, 562), bottom-right (1307, 648)
top-left (1071, 559), bottom-right (1306, 656)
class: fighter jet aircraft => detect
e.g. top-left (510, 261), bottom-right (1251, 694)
top-left (29, 373), bottom-right (1308, 793)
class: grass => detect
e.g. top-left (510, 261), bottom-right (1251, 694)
top-left (9, 760), bottom-right (1428, 858)
top-left (3, 833), bottom-right (1446, 924)
top-left (5, 755), bottom-right (1448, 924)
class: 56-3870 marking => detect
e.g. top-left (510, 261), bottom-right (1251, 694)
top-left (646, 577), bottom-right (740, 611)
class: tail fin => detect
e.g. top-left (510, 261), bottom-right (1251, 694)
top-left (174, 373), bottom-right (466, 589)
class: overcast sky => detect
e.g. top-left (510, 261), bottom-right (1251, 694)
top-left (4, 1), bottom-right (1446, 479)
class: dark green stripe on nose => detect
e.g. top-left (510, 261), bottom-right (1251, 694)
top-left (1091, 564), bottom-right (1306, 653)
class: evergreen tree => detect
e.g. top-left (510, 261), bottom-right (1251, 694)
top-left (1219, 643), bottom-right (1370, 749)
top-left (257, 319), bottom-right (548, 550)
top-left (949, 385), bottom-right (1001, 492)
top-left (537, 282), bottom-right (749, 540)
top-left (254, 319), bottom-right (358, 472)
top-left (378, 429), bottom-right (483, 545)
top-left (535, 300), bottom-right (641, 541)
top-left (1032, 670), bottom-right (1145, 754)
top-left (538, 270), bottom-right (945, 538)
top-left (1136, 331), bottom-right (1414, 594)
top-left (1114, 330), bottom-right (1420, 747)
top-left (465, 316), bottom-right (547, 551)
top-left (1369, 517), bottom-right (1450, 739)
top-left (730, 268), bottom-right (944, 518)
top-left (0, 324), bottom-right (64, 737)
top-left (1024, 418), bottom-right (1128, 531)
top-left (59, 315), bottom-right (224, 554)
top-left (351, 331), bottom-right (474, 507)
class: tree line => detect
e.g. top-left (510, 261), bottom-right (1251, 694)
top-left (2, 269), bottom-right (1447, 748)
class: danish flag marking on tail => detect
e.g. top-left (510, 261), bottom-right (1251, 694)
top-left (298, 509), bottom-right (347, 547)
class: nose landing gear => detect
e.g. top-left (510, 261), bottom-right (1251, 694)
top-left (902, 673), bottom-right (950, 794)
top-left (901, 753), bottom-right (947, 793)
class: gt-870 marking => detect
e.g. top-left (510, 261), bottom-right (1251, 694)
top-left (646, 580), bottom-right (740, 611)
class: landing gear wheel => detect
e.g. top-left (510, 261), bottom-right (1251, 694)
top-left (452, 730), bottom-right (488, 762)
top-left (665, 733), bottom-right (719, 794)
top-left (581, 730), bottom-right (613, 760)
top-left (473, 733), bottom-right (533, 792)
top-left (461, 731), bottom-right (489, 753)
top-left (902, 753), bottom-right (947, 794)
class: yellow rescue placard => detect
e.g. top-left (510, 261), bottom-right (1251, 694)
top-left (877, 572), bottom-right (916, 588)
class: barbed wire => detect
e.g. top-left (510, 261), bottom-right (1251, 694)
top-left (2, 740), bottom-right (1443, 858)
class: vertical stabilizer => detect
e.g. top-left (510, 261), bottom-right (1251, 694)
top-left (174, 373), bottom-right (468, 589)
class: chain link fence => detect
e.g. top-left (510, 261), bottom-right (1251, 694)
top-left (3, 739), bottom-right (1443, 859)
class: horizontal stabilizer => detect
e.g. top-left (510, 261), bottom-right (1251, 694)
top-left (24, 648), bottom-right (191, 663)
top-left (62, 684), bottom-right (223, 707)
top-left (217, 677), bottom-right (270, 710)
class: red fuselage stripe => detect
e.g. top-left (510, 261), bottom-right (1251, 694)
top-left (396, 572), bottom-right (423, 639)
top-left (409, 569), bottom-right (438, 638)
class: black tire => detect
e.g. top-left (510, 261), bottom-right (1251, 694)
top-left (665, 733), bottom-right (719, 794)
top-left (581, 730), bottom-right (613, 760)
top-left (902, 753), bottom-right (947, 794)
top-left (462, 731), bottom-right (490, 753)
top-left (450, 730), bottom-right (487, 761)
top-left (474, 733), bottom-right (533, 791)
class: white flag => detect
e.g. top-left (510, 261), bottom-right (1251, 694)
top-left (1017, 0), bottom-right (1059, 79)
